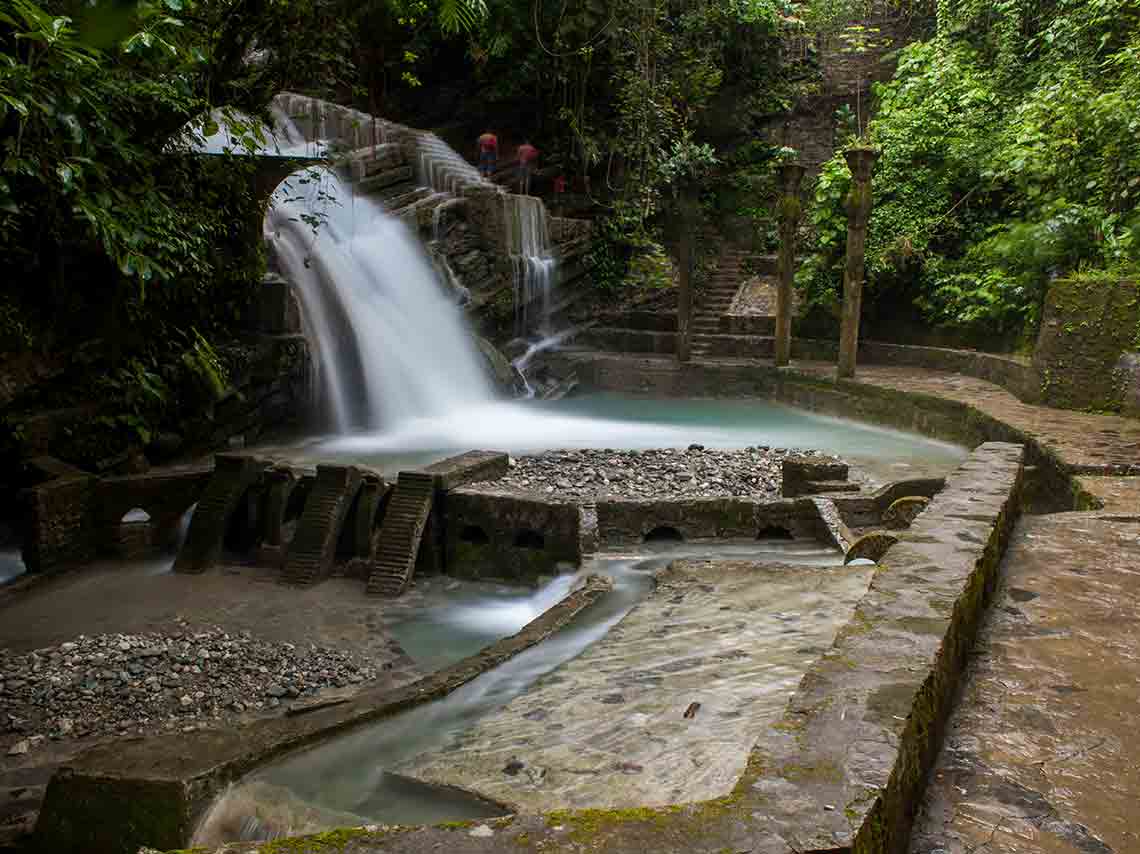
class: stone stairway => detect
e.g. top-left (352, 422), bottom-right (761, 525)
top-left (281, 465), bottom-right (364, 585)
top-left (173, 454), bottom-right (266, 574)
top-left (366, 471), bottom-right (436, 596)
top-left (691, 249), bottom-right (760, 357)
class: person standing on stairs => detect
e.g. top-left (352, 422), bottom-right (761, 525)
top-left (477, 130), bottom-right (499, 179)
top-left (517, 139), bottom-right (539, 195)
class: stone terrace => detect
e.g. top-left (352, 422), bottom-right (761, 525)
top-left (910, 511), bottom-right (1140, 853)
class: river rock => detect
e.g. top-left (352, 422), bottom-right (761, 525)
top-left (467, 447), bottom-right (841, 501)
top-left (0, 626), bottom-right (380, 745)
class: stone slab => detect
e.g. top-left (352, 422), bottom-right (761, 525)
top-left (397, 559), bottom-right (873, 813)
top-left (910, 513), bottom-right (1140, 853)
top-left (423, 451), bottom-right (510, 492)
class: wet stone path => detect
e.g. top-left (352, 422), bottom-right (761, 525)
top-left (398, 558), bottom-right (873, 813)
top-left (910, 512), bottom-right (1140, 854)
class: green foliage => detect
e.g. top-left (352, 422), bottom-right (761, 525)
top-left (798, 0), bottom-right (1140, 343)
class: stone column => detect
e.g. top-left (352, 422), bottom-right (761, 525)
top-left (775, 162), bottom-right (805, 367)
top-left (676, 185), bottom-right (699, 364)
top-left (838, 147), bottom-right (878, 379)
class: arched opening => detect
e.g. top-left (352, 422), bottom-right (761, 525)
top-left (644, 525), bottom-right (684, 543)
top-left (118, 507), bottom-right (154, 557)
top-left (460, 525), bottom-right (490, 546)
top-left (756, 524), bottom-right (795, 540)
top-left (513, 529), bottom-right (545, 549)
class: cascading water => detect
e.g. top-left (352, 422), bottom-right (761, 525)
top-left (264, 172), bottom-right (493, 432)
top-left (506, 195), bottom-right (558, 336)
top-left (414, 133), bottom-right (483, 195)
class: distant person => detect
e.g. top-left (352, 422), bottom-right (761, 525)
top-left (517, 140), bottom-right (539, 195)
top-left (553, 173), bottom-right (567, 214)
top-left (477, 130), bottom-right (498, 178)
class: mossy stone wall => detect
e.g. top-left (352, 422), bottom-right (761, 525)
top-left (1033, 277), bottom-right (1140, 412)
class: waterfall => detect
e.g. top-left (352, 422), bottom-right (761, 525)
top-left (264, 171), bottom-right (493, 432)
top-left (505, 196), bottom-right (558, 335)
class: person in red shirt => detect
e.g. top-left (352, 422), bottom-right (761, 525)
top-left (517, 140), bottom-right (539, 195)
top-left (477, 131), bottom-right (498, 178)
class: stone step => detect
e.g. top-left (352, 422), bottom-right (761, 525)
top-left (174, 454), bottom-right (267, 574)
top-left (281, 465), bottom-right (364, 585)
top-left (365, 471), bottom-right (436, 596)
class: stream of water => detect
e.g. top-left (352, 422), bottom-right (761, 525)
top-left (192, 539), bottom-right (844, 844)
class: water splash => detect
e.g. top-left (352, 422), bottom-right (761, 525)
top-left (510, 327), bottom-right (582, 397)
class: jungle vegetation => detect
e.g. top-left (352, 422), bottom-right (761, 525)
top-left (1, 0), bottom-right (1137, 458)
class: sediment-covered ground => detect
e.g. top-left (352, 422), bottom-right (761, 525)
top-left (468, 447), bottom-right (842, 500)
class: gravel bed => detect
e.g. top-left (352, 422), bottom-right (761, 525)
top-left (1, 621), bottom-right (382, 755)
top-left (468, 446), bottom-right (841, 500)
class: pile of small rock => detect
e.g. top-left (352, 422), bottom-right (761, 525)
top-left (470, 446), bottom-right (840, 500)
top-left (1, 623), bottom-right (379, 755)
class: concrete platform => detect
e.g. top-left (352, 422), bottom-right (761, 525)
top-left (398, 559), bottom-right (873, 812)
top-left (910, 512), bottom-right (1140, 854)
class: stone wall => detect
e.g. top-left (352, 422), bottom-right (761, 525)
top-left (445, 489), bottom-right (583, 579)
top-left (596, 496), bottom-right (831, 545)
top-left (19, 458), bottom-right (99, 574)
top-left (1033, 277), bottom-right (1140, 412)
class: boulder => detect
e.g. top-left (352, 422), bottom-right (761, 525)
top-left (475, 337), bottom-right (525, 395)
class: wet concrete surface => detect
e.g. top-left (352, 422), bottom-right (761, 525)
top-left (911, 513), bottom-right (1140, 854)
top-left (400, 559), bottom-right (872, 812)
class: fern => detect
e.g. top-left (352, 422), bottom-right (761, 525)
top-left (438, 0), bottom-right (489, 34)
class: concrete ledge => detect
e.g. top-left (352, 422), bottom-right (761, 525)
top-left (569, 336), bottom-right (1038, 404)
top-left (34, 576), bottom-right (614, 854)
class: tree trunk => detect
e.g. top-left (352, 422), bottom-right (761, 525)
top-left (838, 147), bottom-right (878, 378)
top-left (775, 162), bottom-right (805, 367)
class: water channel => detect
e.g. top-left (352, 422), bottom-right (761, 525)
top-left (193, 538), bottom-right (850, 844)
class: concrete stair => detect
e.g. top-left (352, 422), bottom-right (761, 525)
top-left (281, 465), bottom-right (363, 585)
top-left (366, 471), bottom-right (436, 596)
top-left (173, 454), bottom-right (267, 574)
top-left (690, 251), bottom-right (780, 357)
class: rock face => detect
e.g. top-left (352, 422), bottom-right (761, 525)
top-left (0, 625), bottom-right (378, 746)
top-left (466, 447), bottom-right (842, 501)
top-left (475, 337), bottom-right (524, 395)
